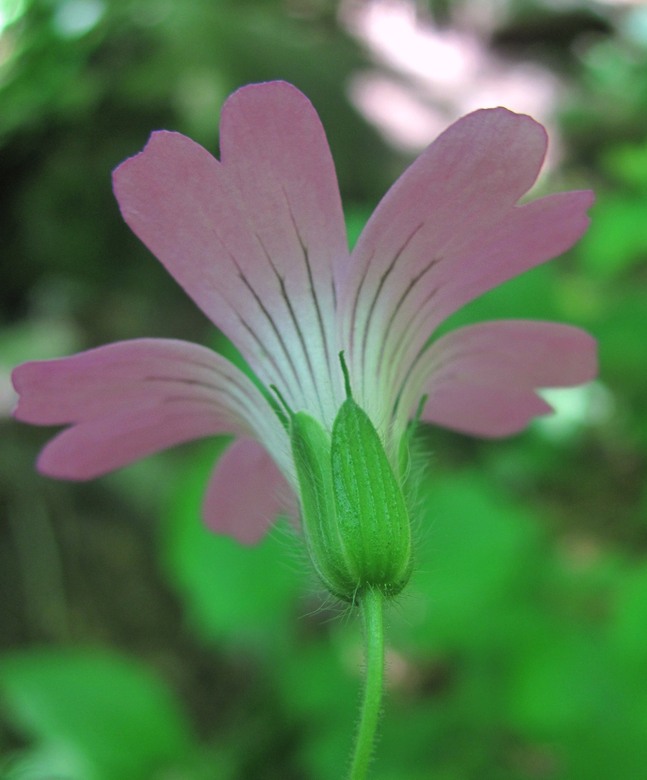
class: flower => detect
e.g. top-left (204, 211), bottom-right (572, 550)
top-left (12, 81), bottom-right (596, 546)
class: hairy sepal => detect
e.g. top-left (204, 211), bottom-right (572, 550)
top-left (291, 400), bottom-right (412, 602)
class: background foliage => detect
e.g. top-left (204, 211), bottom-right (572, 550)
top-left (1, 0), bottom-right (646, 778)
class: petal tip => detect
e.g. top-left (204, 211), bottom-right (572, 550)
top-left (227, 79), bottom-right (304, 101)
top-left (35, 442), bottom-right (90, 482)
top-left (112, 130), bottom-right (190, 186)
top-left (10, 363), bottom-right (35, 421)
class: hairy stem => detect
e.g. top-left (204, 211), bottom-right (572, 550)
top-left (348, 587), bottom-right (385, 780)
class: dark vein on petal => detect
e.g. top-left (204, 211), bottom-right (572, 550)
top-left (348, 248), bottom-right (374, 356)
top-left (382, 255), bottom-right (443, 348)
top-left (379, 254), bottom-right (443, 391)
top-left (145, 376), bottom-right (230, 393)
top-left (282, 188), bottom-right (333, 371)
top-left (235, 313), bottom-right (293, 391)
top-left (197, 234), bottom-right (295, 395)
top-left (359, 223), bottom-right (425, 384)
top-left (391, 342), bottom-right (427, 420)
top-left (392, 312), bottom-right (456, 420)
top-left (145, 375), bottom-right (252, 417)
top-left (236, 269), bottom-right (304, 396)
top-left (387, 279), bottom-right (442, 394)
top-left (254, 232), bottom-right (324, 415)
top-left (162, 394), bottom-right (232, 410)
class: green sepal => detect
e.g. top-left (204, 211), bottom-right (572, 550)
top-left (290, 399), bottom-right (412, 602)
top-left (331, 398), bottom-right (412, 598)
top-left (290, 412), bottom-right (356, 600)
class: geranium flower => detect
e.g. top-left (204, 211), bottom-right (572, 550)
top-left (12, 81), bottom-right (596, 546)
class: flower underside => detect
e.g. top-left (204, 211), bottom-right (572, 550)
top-left (11, 80), bottom-right (597, 549)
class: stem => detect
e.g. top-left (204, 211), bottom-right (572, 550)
top-left (348, 587), bottom-right (385, 780)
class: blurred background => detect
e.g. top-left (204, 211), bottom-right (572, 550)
top-left (1, 0), bottom-right (646, 777)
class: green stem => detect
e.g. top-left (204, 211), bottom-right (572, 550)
top-left (348, 587), bottom-right (385, 780)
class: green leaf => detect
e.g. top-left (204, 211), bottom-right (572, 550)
top-left (0, 648), bottom-right (196, 780)
top-left (161, 444), bottom-right (306, 648)
top-left (396, 470), bottom-right (540, 650)
top-left (603, 141), bottom-right (647, 191)
top-left (578, 195), bottom-right (647, 278)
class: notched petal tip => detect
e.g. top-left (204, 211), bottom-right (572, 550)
top-left (112, 130), bottom-right (206, 191)
top-left (11, 361), bottom-right (46, 423)
top-left (113, 81), bottom-right (305, 185)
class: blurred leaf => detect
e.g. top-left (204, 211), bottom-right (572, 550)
top-left (597, 288), bottom-right (647, 386)
top-left (345, 205), bottom-right (371, 250)
top-left (507, 627), bottom-right (607, 733)
top-left (0, 647), bottom-right (197, 780)
top-left (0, 317), bottom-right (78, 366)
top-left (278, 640), bottom-right (356, 780)
top-left (162, 443), bottom-right (307, 649)
top-left (0, 742), bottom-right (91, 779)
top-left (397, 470), bottom-right (541, 651)
top-left (603, 141), bottom-right (647, 191)
top-left (609, 564), bottom-right (647, 667)
top-left (578, 196), bottom-right (647, 279)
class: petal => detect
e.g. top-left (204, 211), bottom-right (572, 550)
top-left (113, 82), bottom-right (348, 425)
top-left (35, 404), bottom-right (230, 480)
top-left (12, 338), bottom-right (290, 480)
top-left (340, 107), bottom-right (593, 426)
top-left (410, 321), bottom-right (598, 437)
top-left (203, 437), bottom-right (295, 544)
top-left (13, 339), bottom-right (261, 425)
top-left (394, 190), bottom-right (595, 356)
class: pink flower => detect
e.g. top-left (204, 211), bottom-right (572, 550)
top-left (12, 81), bottom-right (596, 544)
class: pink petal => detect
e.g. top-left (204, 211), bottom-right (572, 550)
top-left (13, 339), bottom-right (260, 425)
top-left (12, 339), bottom-right (288, 480)
top-left (407, 190), bottom-right (595, 341)
top-left (340, 107), bottom-right (593, 425)
top-left (112, 81), bottom-right (348, 424)
top-left (203, 437), bottom-right (294, 544)
top-left (35, 404), bottom-right (232, 480)
top-left (423, 384), bottom-right (553, 438)
top-left (412, 321), bottom-right (598, 437)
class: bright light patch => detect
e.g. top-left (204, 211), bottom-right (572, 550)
top-left (344, 0), bottom-right (477, 86)
top-left (340, 0), bottom-right (559, 155)
top-left (53, 0), bottom-right (104, 38)
top-left (348, 74), bottom-right (448, 151)
top-left (536, 382), bottom-right (614, 441)
top-left (0, 0), bottom-right (27, 35)
top-left (620, 6), bottom-right (647, 46)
